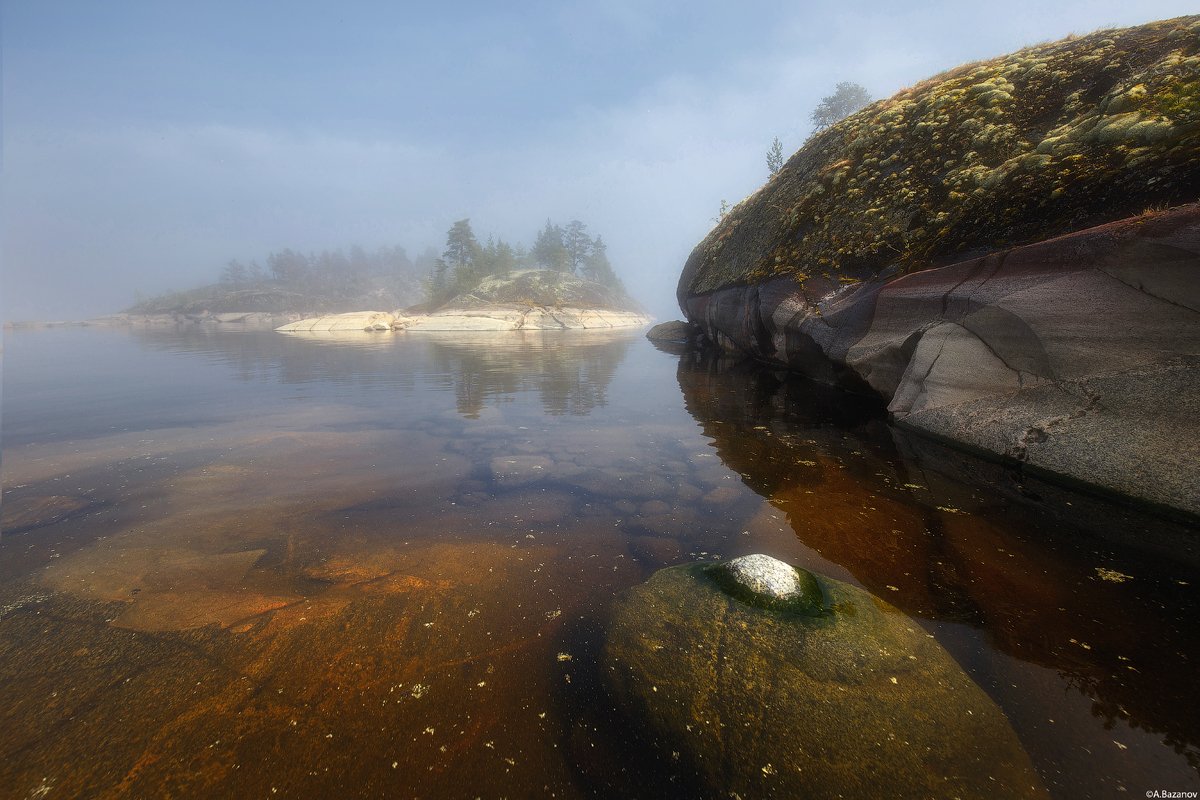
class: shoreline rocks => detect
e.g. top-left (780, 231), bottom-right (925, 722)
top-left (673, 16), bottom-right (1200, 520)
top-left (5, 311), bottom-right (308, 330)
top-left (681, 207), bottom-right (1200, 519)
top-left (276, 311), bottom-right (398, 332)
top-left (645, 319), bottom-right (702, 343)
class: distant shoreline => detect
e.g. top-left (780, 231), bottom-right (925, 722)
top-left (4, 306), bottom-right (654, 332)
top-left (3, 311), bottom-right (307, 330)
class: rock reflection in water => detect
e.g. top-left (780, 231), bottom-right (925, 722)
top-left (422, 331), bottom-right (633, 418)
top-left (674, 347), bottom-right (1200, 792)
top-left (133, 326), bottom-right (634, 419)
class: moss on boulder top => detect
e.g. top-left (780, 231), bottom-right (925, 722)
top-left (680, 15), bottom-right (1200, 298)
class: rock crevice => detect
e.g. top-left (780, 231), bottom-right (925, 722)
top-left (682, 207), bottom-right (1200, 518)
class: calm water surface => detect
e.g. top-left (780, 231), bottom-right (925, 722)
top-left (1, 326), bottom-right (1197, 799)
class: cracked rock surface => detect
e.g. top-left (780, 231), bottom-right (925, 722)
top-left (681, 207), bottom-right (1200, 517)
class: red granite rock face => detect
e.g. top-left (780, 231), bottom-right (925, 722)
top-left (681, 205), bottom-right (1200, 518)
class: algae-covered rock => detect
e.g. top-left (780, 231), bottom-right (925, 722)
top-left (604, 560), bottom-right (1047, 799)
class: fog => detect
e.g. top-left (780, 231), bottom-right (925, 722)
top-left (3, 0), bottom-right (1195, 322)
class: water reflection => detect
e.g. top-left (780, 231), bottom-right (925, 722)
top-left (674, 346), bottom-right (1200, 783)
top-left (130, 327), bottom-right (634, 419)
top-left (131, 325), bottom-right (419, 389)
top-left (422, 332), bottom-right (633, 418)
top-left (2, 328), bottom-right (1196, 798)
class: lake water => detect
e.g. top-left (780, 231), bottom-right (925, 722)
top-left (1, 326), bottom-right (1197, 799)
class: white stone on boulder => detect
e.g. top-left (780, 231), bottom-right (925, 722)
top-left (720, 554), bottom-right (811, 601)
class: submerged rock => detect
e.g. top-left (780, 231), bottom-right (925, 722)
top-left (604, 559), bottom-right (1047, 799)
top-left (645, 320), bottom-right (701, 343)
top-left (1, 495), bottom-right (94, 534)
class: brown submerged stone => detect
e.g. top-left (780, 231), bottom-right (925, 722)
top-left (604, 561), bottom-right (1048, 799)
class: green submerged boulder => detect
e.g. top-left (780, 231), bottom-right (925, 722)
top-left (604, 555), bottom-right (1048, 799)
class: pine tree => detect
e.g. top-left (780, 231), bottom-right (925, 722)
top-left (492, 239), bottom-right (517, 276)
top-left (443, 218), bottom-right (483, 292)
top-left (563, 220), bottom-right (592, 275)
top-left (425, 258), bottom-right (451, 304)
top-left (267, 248), bottom-right (310, 286)
top-left (532, 219), bottom-right (569, 271)
top-left (766, 137), bottom-right (784, 175)
top-left (811, 82), bottom-right (872, 132)
top-left (582, 236), bottom-right (625, 293)
top-left (221, 259), bottom-right (248, 286)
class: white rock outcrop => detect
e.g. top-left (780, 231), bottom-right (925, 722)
top-left (278, 306), bottom-right (650, 333)
top-left (276, 312), bottom-right (397, 332)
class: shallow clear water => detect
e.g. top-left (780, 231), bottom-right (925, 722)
top-left (1, 326), bottom-right (1197, 798)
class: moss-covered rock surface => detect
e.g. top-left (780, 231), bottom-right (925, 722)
top-left (604, 561), bottom-right (1047, 799)
top-left (680, 16), bottom-right (1200, 298)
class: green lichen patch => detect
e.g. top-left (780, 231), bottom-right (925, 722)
top-left (705, 559), bottom-right (826, 615)
top-left (681, 15), bottom-right (1200, 298)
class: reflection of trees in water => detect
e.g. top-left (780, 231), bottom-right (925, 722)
top-left (424, 331), bottom-right (634, 418)
top-left (129, 326), bottom-right (636, 419)
top-left (675, 346), bottom-right (1200, 778)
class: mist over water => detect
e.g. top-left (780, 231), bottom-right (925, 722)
top-left (5, 1), bottom-right (1199, 321)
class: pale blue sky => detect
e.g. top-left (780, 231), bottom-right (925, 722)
top-left (3, 1), bottom-right (1196, 319)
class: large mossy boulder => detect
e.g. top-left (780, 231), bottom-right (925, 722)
top-left (604, 557), bottom-right (1047, 799)
top-left (680, 16), bottom-right (1200, 297)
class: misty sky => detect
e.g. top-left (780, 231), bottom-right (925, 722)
top-left (3, 1), bottom-right (1196, 321)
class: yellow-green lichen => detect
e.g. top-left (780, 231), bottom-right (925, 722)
top-left (681, 15), bottom-right (1200, 297)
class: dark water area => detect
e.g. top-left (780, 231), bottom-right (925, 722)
top-left (1, 326), bottom-right (1197, 799)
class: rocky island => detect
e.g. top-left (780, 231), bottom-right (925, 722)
top-left (673, 16), bottom-right (1200, 519)
top-left (278, 269), bottom-right (651, 333)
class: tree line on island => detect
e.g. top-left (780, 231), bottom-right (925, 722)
top-left (134, 217), bottom-right (628, 314)
top-left (427, 218), bottom-right (624, 306)
top-left (218, 243), bottom-right (431, 300)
